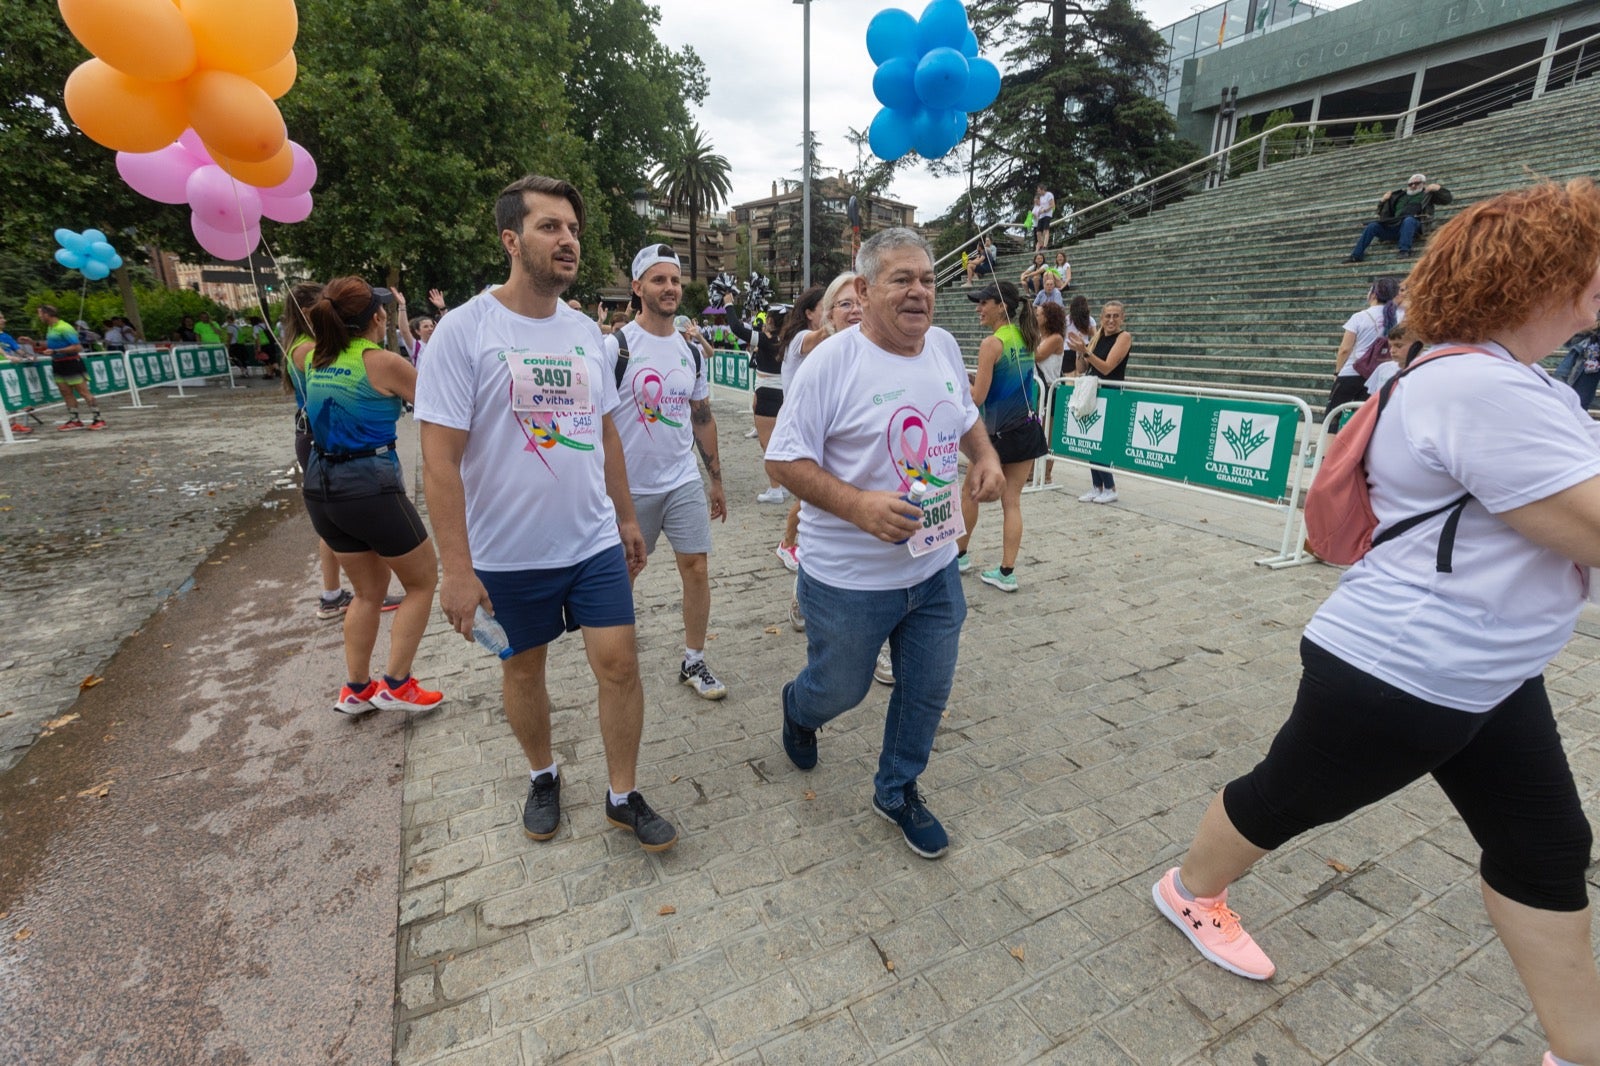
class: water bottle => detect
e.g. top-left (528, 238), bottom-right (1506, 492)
top-left (673, 314), bottom-right (691, 334)
top-left (472, 606), bottom-right (513, 660)
top-left (894, 480), bottom-right (929, 545)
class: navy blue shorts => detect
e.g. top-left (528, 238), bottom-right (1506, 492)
top-left (476, 544), bottom-right (634, 653)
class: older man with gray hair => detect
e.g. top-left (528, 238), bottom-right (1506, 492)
top-left (765, 227), bottom-right (1005, 859)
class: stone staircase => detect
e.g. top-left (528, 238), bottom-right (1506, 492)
top-left (933, 73), bottom-right (1600, 411)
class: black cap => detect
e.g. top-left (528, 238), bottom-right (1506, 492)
top-left (967, 281), bottom-right (1017, 305)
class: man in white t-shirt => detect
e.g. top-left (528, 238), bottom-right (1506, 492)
top-left (604, 244), bottom-right (729, 700)
top-left (416, 174), bottom-right (678, 854)
top-left (766, 227), bottom-right (1005, 860)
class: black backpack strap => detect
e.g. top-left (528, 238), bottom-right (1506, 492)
top-left (613, 328), bottom-right (630, 388)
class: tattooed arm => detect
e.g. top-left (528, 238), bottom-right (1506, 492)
top-left (690, 397), bottom-right (726, 522)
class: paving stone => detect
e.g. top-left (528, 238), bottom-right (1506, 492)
top-left (1204, 1015), bottom-right (1325, 1066)
top-left (409, 909), bottom-right (478, 963)
top-left (605, 1014), bottom-right (718, 1066)
top-left (930, 999), bottom-right (1051, 1064)
top-left (425, 1034), bottom-right (524, 1066)
top-left (1036, 1025), bottom-right (1139, 1064)
top-left (1351, 1006), bottom-right (1477, 1065)
top-left (478, 880), bottom-right (568, 933)
top-left (849, 975), bottom-right (951, 1053)
top-left (437, 933), bottom-right (534, 1001)
top-left (723, 920), bottom-right (819, 985)
top-left (398, 996), bottom-right (493, 1064)
top-left (1099, 984), bottom-right (1221, 1066)
top-left (700, 974), bottom-right (810, 1054)
top-left (754, 1010), bottom-right (876, 1065)
top-left (522, 989), bottom-right (633, 1064)
top-left (1408, 971), bottom-right (1529, 1056)
top-left (632, 951), bottom-right (740, 1025)
top-left (487, 955), bottom-right (591, 1028)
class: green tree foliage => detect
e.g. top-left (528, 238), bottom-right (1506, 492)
top-left (21, 287), bottom-right (225, 343)
top-left (567, 0), bottom-right (706, 271)
top-left (943, 0), bottom-right (1198, 236)
top-left (652, 124), bottom-right (732, 282)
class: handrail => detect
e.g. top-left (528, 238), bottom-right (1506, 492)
top-left (934, 27), bottom-right (1600, 285)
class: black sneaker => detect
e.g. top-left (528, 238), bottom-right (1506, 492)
top-left (1341, 255), bottom-right (1363, 264)
top-left (315, 589), bottom-right (352, 620)
top-left (873, 781), bottom-right (949, 859)
top-left (678, 658), bottom-right (728, 700)
top-left (522, 772), bottom-right (561, 841)
top-left (605, 790), bottom-right (678, 852)
top-left (781, 684), bottom-right (817, 771)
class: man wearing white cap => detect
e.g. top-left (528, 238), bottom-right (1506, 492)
top-left (605, 244), bottom-right (729, 699)
top-left (1344, 172), bottom-right (1453, 262)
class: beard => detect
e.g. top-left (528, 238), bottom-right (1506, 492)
top-left (518, 242), bottom-right (577, 295)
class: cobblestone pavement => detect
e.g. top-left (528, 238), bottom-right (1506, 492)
top-left (394, 393), bottom-right (1600, 1065)
top-left (0, 379), bottom-right (299, 772)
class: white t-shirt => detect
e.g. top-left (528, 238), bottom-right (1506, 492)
top-left (766, 325), bottom-right (980, 591)
top-left (779, 332), bottom-right (808, 392)
top-left (1363, 359), bottom-right (1399, 395)
top-left (1065, 316), bottom-right (1097, 356)
top-left (1034, 191), bottom-right (1055, 218)
top-left (414, 293), bottom-right (625, 570)
top-left (1305, 343), bottom-right (1600, 711)
top-left (602, 322), bottom-right (710, 496)
top-left (1337, 303), bottom-right (1404, 378)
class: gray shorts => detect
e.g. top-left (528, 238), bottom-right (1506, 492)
top-left (633, 479), bottom-right (712, 556)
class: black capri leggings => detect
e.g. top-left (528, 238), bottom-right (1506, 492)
top-left (1224, 638), bottom-right (1593, 911)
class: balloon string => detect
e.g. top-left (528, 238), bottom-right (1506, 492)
top-left (78, 274), bottom-right (89, 330)
top-left (224, 177), bottom-right (310, 349)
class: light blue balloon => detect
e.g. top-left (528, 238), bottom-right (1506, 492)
top-left (866, 8), bottom-right (919, 65)
top-left (869, 106), bottom-right (917, 162)
top-left (89, 241), bottom-right (116, 262)
top-left (915, 47), bottom-right (969, 111)
top-left (81, 228), bottom-right (108, 246)
top-left (106, 253), bottom-right (123, 270)
top-left (916, 0), bottom-right (970, 54)
top-left (960, 56), bottom-right (1001, 111)
top-left (57, 229), bottom-right (90, 254)
top-left (873, 55), bottom-right (921, 111)
top-left (951, 110), bottom-right (970, 144)
top-left (913, 107), bottom-right (960, 159)
top-left (960, 30), bottom-right (979, 58)
top-left (81, 260), bottom-right (111, 281)
top-left (55, 248), bottom-right (85, 270)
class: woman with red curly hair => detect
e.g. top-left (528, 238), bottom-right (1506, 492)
top-left (1151, 180), bottom-right (1600, 1066)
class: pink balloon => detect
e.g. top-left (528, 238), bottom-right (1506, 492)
top-left (191, 213), bottom-right (261, 261)
top-left (261, 142), bottom-right (317, 198)
top-left (186, 165), bottom-right (263, 230)
top-left (177, 128), bottom-right (214, 165)
top-left (116, 143), bottom-right (202, 204)
top-left (260, 190), bottom-right (312, 224)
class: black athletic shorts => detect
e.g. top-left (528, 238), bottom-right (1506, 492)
top-left (754, 386), bottom-right (784, 418)
top-left (302, 453), bottom-right (428, 557)
top-left (990, 418), bottom-right (1047, 465)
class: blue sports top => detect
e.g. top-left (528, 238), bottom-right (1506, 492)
top-left (286, 333), bottom-right (311, 411)
top-left (302, 337), bottom-right (402, 453)
top-left (981, 322), bottom-right (1037, 434)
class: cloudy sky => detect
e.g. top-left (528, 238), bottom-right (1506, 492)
top-left (649, 0), bottom-right (1209, 224)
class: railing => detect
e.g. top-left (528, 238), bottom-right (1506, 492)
top-left (935, 28), bottom-right (1600, 287)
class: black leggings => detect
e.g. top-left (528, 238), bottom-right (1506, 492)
top-left (1224, 638), bottom-right (1593, 911)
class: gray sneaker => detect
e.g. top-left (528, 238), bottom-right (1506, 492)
top-left (522, 772), bottom-right (561, 841)
top-left (605, 790), bottom-right (679, 852)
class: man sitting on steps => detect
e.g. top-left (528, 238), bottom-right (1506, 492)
top-left (1343, 172), bottom-right (1453, 262)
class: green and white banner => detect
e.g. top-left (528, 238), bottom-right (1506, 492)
top-left (709, 348), bottom-right (752, 392)
top-left (1049, 382), bottom-right (1300, 501)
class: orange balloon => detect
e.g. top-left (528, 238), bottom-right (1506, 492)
top-left (211, 142), bottom-right (294, 188)
top-left (184, 70), bottom-right (286, 163)
top-left (178, 0), bottom-right (297, 75)
top-left (64, 59), bottom-right (188, 153)
top-left (59, 0), bottom-right (197, 83)
top-left (246, 49), bottom-right (297, 101)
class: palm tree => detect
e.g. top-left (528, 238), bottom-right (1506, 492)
top-left (652, 124), bottom-right (733, 282)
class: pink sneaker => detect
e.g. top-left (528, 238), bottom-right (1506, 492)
top-left (1152, 867), bottom-right (1275, 980)
top-left (372, 676), bottom-right (445, 712)
top-left (774, 542), bottom-right (799, 572)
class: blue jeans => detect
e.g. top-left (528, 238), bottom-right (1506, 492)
top-left (785, 560), bottom-right (966, 807)
top-left (1091, 467), bottom-right (1116, 490)
top-left (1351, 216), bottom-right (1421, 258)
top-left (1554, 350), bottom-right (1600, 410)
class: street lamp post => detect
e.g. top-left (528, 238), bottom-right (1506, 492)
top-left (793, 0), bottom-right (811, 289)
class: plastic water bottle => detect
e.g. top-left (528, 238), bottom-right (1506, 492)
top-left (894, 480), bottom-right (929, 545)
top-left (472, 606), bottom-right (513, 660)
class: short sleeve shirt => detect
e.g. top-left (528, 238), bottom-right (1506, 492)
top-left (414, 293), bottom-right (625, 571)
top-left (1035, 191), bottom-right (1055, 217)
top-left (766, 325), bottom-right (980, 591)
top-left (603, 322), bottom-right (711, 496)
top-left (1338, 304), bottom-right (1404, 378)
top-left (1306, 343), bottom-right (1600, 710)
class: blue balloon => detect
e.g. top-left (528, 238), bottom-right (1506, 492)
top-left (869, 106), bottom-right (918, 162)
top-left (913, 108), bottom-right (961, 159)
top-left (915, 47), bottom-right (969, 110)
top-left (81, 228), bottom-right (108, 246)
top-left (873, 55), bottom-right (921, 111)
top-left (916, 0), bottom-right (970, 54)
top-left (106, 253), bottom-right (123, 270)
top-left (55, 248), bottom-right (85, 270)
top-left (89, 241), bottom-right (116, 262)
top-left (951, 110), bottom-right (970, 145)
top-left (960, 30), bottom-right (979, 58)
top-left (81, 260), bottom-right (110, 281)
top-left (56, 229), bottom-right (90, 254)
top-left (960, 56), bottom-right (1001, 111)
top-left (866, 8), bottom-right (919, 65)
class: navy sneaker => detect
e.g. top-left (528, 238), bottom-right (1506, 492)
top-left (873, 782), bottom-right (949, 859)
top-left (605, 790), bottom-right (679, 852)
top-left (522, 771), bottom-right (560, 841)
top-left (781, 684), bottom-right (817, 771)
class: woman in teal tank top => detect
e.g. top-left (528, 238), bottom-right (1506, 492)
top-left (301, 276), bottom-right (443, 717)
top-left (956, 281), bottom-right (1047, 593)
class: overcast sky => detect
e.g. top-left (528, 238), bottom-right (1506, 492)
top-left (649, 0), bottom-right (1212, 224)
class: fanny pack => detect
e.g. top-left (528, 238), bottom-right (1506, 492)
top-left (313, 441), bottom-right (396, 463)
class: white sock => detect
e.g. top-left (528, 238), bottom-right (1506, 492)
top-left (684, 648), bottom-right (704, 666)
top-left (608, 787), bottom-right (633, 805)
top-left (530, 761), bottom-right (557, 782)
top-left (321, 588), bottom-right (341, 601)
top-left (1172, 870), bottom-right (1198, 901)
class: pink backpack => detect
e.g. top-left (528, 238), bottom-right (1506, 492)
top-left (1304, 346), bottom-right (1477, 568)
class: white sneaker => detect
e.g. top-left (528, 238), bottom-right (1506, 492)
top-left (1077, 489), bottom-right (1101, 502)
top-left (744, 426), bottom-right (759, 439)
top-left (774, 542), bottom-right (800, 572)
top-left (1094, 489), bottom-right (1118, 504)
top-left (789, 596), bottom-right (806, 631)
top-left (873, 649), bottom-right (895, 685)
top-left (757, 487), bottom-right (788, 504)
top-left (679, 659), bottom-right (728, 700)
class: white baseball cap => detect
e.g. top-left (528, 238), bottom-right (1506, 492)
top-left (631, 243), bottom-right (681, 281)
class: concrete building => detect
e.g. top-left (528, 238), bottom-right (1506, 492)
top-left (1151, 0), bottom-right (1337, 113)
top-left (731, 177), bottom-right (918, 298)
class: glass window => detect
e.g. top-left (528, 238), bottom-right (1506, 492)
top-left (1196, 5), bottom-right (1224, 51)
top-left (1171, 15), bottom-right (1198, 59)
